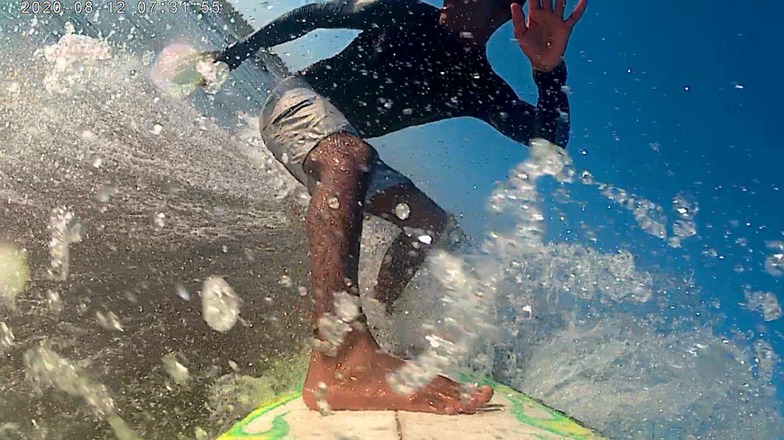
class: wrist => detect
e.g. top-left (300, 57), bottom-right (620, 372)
top-left (532, 58), bottom-right (564, 74)
top-left (214, 46), bottom-right (243, 71)
top-left (533, 60), bottom-right (567, 87)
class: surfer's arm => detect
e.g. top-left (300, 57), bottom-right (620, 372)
top-left (214, 0), bottom-right (398, 70)
top-left (481, 62), bottom-right (571, 148)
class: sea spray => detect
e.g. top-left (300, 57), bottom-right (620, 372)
top-left (24, 343), bottom-right (140, 440)
top-left (387, 139), bottom-right (573, 393)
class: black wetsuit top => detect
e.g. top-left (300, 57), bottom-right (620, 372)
top-left (216, 0), bottom-right (570, 148)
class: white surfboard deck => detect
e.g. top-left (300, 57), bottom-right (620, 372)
top-left (217, 377), bottom-right (605, 440)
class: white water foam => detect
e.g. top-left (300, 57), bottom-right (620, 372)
top-left (365, 139), bottom-right (783, 438)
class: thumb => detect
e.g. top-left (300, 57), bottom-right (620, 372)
top-left (510, 3), bottom-right (528, 39)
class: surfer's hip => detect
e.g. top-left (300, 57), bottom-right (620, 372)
top-left (258, 77), bottom-right (411, 201)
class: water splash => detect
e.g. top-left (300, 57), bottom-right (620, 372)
top-left (207, 354), bottom-right (308, 427)
top-left (743, 290), bottom-right (782, 321)
top-left (96, 310), bottom-right (124, 332)
top-left (388, 139), bottom-right (572, 393)
top-left (162, 353), bottom-right (190, 386)
top-left (0, 243), bottom-right (29, 311)
top-left (24, 343), bottom-right (140, 440)
top-left (669, 192), bottom-right (699, 248)
top-left (369, 138), bottom-right (782, 438)
top-left (764, 240), bottom-right (784, 277)
top-left (387, 249), bottom-right (493, 394)
top-left (597, 182), bottom-right (668, 240)
top-left (38, 24), bottom-right (112, 94)
top-left (150, 43), bottom-right (229, 98)
top-left (48, 207), bottom-right (83, 282)
top-left (0, 321), bottom-right (14, 351)
top-left (201, 276), bottom-right (241, 333)
top-left (314, 292), bottom-right (361, 356)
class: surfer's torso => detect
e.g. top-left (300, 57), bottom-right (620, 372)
top-left (296, 0), bottom-right (522, 139)
top-left (219, 0), bottom-right (571, 147)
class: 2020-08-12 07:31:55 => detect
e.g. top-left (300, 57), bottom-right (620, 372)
top-left (19, 1), bottom-right (224, 15)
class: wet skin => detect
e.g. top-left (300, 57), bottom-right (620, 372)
top-left (299, 133), bottom-right (493, 414)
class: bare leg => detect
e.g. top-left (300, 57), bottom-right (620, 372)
top-left (365, 183), bottom-right (449, 309)
top-left (300, 133), bottom-right (492, 413)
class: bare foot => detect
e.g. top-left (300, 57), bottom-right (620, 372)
top-left (302, 332), bottom-right (493, 414)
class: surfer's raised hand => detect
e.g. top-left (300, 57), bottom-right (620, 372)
top-left (511, 0), bottom-right (587, 73)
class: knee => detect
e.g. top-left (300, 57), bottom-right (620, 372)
top-left (305, 132), bottom-right (376, 183)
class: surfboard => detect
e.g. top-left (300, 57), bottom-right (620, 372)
top-left (216, 374), bottom-right (606, 440)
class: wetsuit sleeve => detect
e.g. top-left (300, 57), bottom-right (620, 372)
top-left (483, 62), bottom-right (570, 148)
top-left (215, 0), bottom-right (399, 70)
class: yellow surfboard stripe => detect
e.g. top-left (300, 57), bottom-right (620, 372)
top-left (216, 375), bottom-right (605, 440)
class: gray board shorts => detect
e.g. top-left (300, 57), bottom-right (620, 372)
top-left (260, 76), bottom-right (411, 202)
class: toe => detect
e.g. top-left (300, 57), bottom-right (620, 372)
top-left (465, 385), bottom-right (493, 411)
top-left (476, 385), bottom-right (494, 403)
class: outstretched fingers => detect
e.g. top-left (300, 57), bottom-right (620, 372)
top-left (511, 3), bottom-right (528, 39)
top-left (566, 0), bottom-right (588, 28)
top-left (555, 0), bottom-right (566, 16)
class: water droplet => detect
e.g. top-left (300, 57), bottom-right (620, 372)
top-left (153, 213), bottom-right (166, 228)
top-left (201, 276), bottom-right (240, 332)
top-left (327, 197), bottom-right (340, 209)
top-left (334, 291), bottom-right (360, 323)
top-left (315, 382), bottom-right (331, 416)
top-left (743, 290), bottom-right (782, 321)
top-left (0, 244), bottom-right (29, 311)
top-left (23, 343), bottom-right (122, 419)
top-left (279, 275), bottom-right (293, 288)
top-left (417, 235), bottom-right (432, 245)
top-left (175, 283), bottom-right (190, 300)
top-left (150, 124), bottom-right (163, 135)
top-left (95, 184), bottom-right (118, 203)
top-left (81, 130), bottom-right (97, 142)
top-left (46, 290), bottom-right (63, 313)
top-left (96, 311), bottom-right (123, 332)
top-left (394, 203), bottom-right (410, 220)
top-left (48, 208), bottom-right (83, 282)
top-left (163, 353), bottom-right (189, 385)
top-left (194, 427), bottom-right (209, 440)
top-left (0, 322), bottom-right (14, 350)
top-left (764, 241), bottom-right (784, 277)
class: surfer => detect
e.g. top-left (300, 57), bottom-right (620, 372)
top-left (202, 0), bottom-right (586, 414)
